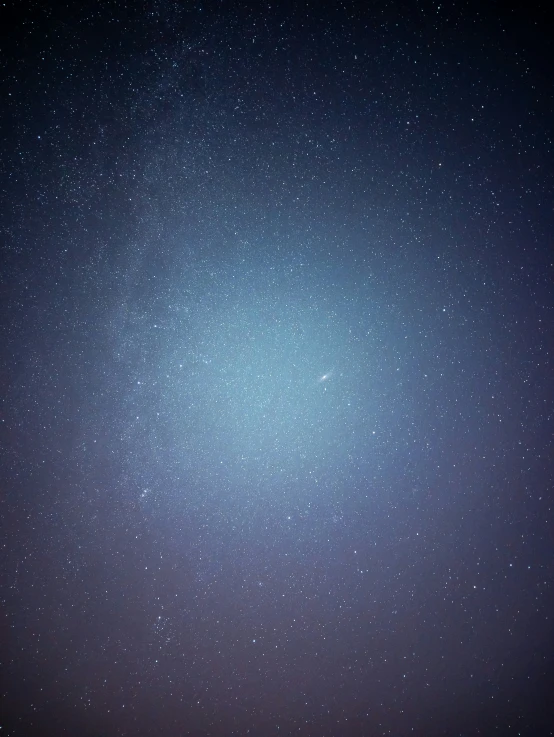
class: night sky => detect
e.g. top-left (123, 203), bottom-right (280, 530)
top-left (2, 1), bottom-right (553, 735)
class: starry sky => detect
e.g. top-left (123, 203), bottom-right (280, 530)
top-left (2, 1), bottom-right (553, 735)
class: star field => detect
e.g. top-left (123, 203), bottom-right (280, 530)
top-left (1, 2), bottom-right (553, 736)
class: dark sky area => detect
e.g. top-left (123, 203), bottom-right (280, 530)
top-left (1, 1), bottom-right (553, 735)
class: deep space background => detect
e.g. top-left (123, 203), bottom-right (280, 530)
top-left (1, 1), bottom-right (553, 735)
